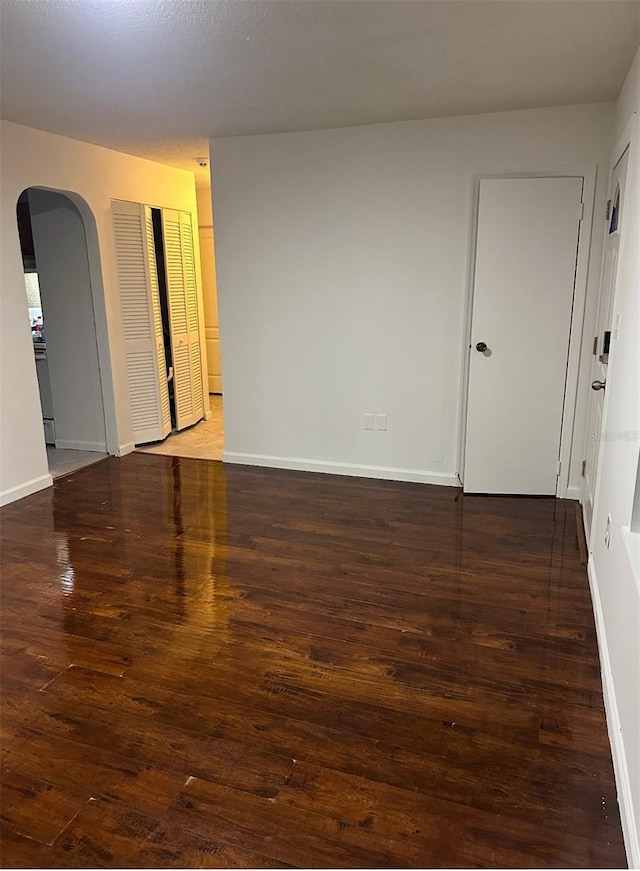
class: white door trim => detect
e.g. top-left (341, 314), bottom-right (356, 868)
top-left (458, 165), bottom-right (597, 498)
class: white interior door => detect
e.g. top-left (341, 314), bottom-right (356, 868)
top-left (582, 147), bottom-right (629, 536)
top-left (112, 200), bottom-right (171, 445)
top-left (464, 177), bottom-right (583, 495)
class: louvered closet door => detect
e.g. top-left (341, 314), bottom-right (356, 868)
top-left (112, 201), bottom-right (171, 444)
top-left (162, 208), bottom-right (204, 430)
top-left (180, 211), bottom-right (204, 424)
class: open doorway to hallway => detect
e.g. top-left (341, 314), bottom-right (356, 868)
top-left (16, 189), bottom-right (108, 480)
top-left (136, 181), bottom-right (225, 462)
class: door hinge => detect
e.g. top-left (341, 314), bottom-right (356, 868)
top-left (593, 336), bottom-right (598, 356)
top-left (581, 459), bottom-right (587, 477)
top-left (557, 460), bottom-right (562, 477)
top-left (578, 201), bottom-right (584, 221)
top-left (605, 199), bottom-right (612, 221)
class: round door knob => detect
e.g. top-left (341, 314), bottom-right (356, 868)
top-left (591, 380), bottom-right (606, 391)
top-left (475, 341), bottom-right (488, 353)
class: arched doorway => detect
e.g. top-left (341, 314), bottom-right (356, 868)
top-left (16, 187), bottom-right (112, 477)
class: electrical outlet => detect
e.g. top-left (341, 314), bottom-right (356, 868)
top-left (363, 413), bottom-right (375, 431)
top-left (375, 413), bottom-right (387, 432)
top-left (605, 514), bottom-right (612, 549)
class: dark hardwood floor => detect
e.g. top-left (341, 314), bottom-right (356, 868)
top-left (0, 453), bottom-right (626, 868)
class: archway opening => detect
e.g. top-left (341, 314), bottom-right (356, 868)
top-left (17, 188), bottom-right (108, 478)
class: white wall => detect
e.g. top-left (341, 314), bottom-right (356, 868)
top-left (29, 189), bottom-right (106, 451)
top-left (211, 103), bottom-right (613, 484)
top-left (616, 45), bottom-right (640, 138)
top-left (588, 46), bottom-right (640, 867)
top-left (0, 120), bottom-right (206, 505)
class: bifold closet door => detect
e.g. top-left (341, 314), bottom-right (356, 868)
top-left (112, 200), bottom-right (171, 444)
top-left (162, 209), bottom-right (204, 430)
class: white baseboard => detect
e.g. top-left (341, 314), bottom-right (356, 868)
top-left (0, 473), bottom-right (53, 507)
top-left (566, 484), bottom-right (582, 501)
top-left (223, 451), bottom-right (459, 487)
top-left (587, 554), bottom-right (640, 869)
top-left (116, 442), bottom-right (135, 457)
top-left (55, 439), bottom-right (106, 452)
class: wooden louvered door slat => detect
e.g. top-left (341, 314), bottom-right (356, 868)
top-left (180, 212), bottom-right (204, 423)
top-left (112, 200), bottom-right (169, 445)
top-left (162, 208), bottom-right (203, 431)
top-left (162, 209), bottom-right (193, 429)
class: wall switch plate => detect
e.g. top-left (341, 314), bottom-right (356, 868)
top-left (375, 413), bottom-right (387, 431)
top-left (605, 514), bottom-right (612, 549)
top-left (364, 413), bottom-right (375, 431)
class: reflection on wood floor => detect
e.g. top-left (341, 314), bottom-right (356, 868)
top-left (0, 453), bottom-right (626, 868)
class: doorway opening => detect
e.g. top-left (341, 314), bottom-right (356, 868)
top-left (137, 197), bottom-right (224, 462)
top-left (17, 188), bottom-right (109, 479)
top-left (150, 206), bottom-right (177, 427)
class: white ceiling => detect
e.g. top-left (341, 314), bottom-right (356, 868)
top-left (1, 0), bottom-right (638, 183)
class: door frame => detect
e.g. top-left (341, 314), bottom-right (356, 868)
top-left (457, 165), bottom-right (597, 497)
top-left (25, 186), bottom-right (116, 455)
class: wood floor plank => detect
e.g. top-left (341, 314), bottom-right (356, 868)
top-left (0, 769), bottom-right (88, 846)
top-left (2, 731), bottom-right (188, 818)
top-left (0, 453), bottom-right (627, 868)
top-left (0, 823), bottom-right (51, 869)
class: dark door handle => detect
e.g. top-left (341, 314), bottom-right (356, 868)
top-left (591, 380), bottom-right (606, 392)
top-left (476, 342), bottom-right (487, 353)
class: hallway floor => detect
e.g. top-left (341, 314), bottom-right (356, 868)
top-left (137, 394), bottom-right (224, 461)
top-left (0, 453), bottom-right (626, 868)
top-left (46, 446), bottom-right (108, 479)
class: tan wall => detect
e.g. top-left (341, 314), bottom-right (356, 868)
top-left (1, 119), bottom-right (208, 504)
top-left (197, 183), bottom-right (222, 394)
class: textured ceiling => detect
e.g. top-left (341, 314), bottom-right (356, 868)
top-left (1, 0), bottom-right (638, 184)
